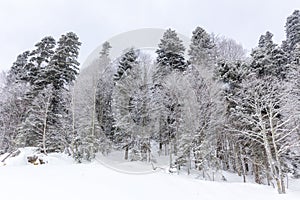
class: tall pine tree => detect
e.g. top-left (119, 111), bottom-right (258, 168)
top-left (154, 28), bottom-right (186, 83)
top-left (188, 26), bottom-right (214, 67)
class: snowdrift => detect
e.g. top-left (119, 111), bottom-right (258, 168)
top-left (0, 148), bottom-right (299, 200)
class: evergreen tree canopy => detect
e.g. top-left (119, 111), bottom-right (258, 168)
top-left (30, 36), bottom-right (56, 67)
top-left (214, 61), bottom-right (245, 91)
top-left (250, 31), bottom-right (288, 79)
top-left (114, 48), bottom-right (138, 81)
top-left (48, 32), bottom-right (81, 89)
top-left (156, 28), bottom-right (186, 75)
top-left (28, 36), bottom-right (56, 91)
top-left (100, 41), bottom-right (112, 58)
top-left (7, 51), bottom-right (30, 85)
top-left (188, 26), bottom-right (214, 66)
top-left (285, 10), bottom-right (300, 52)
top-left (291, 43), bottom-right (300, 64)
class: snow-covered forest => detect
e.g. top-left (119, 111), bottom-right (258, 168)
top-left (1, 10), bottom-right (300, 195)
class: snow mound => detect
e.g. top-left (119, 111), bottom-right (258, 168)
top-left (0, 147), bottom-right (74, 167)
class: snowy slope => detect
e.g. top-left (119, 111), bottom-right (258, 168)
top-left (0, 148), bottom-right (299, 200)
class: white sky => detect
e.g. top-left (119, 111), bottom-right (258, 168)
top-left (0, 0), bottom-right (299, 71)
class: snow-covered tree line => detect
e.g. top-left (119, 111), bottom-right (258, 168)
top-left (1, 10), bottom-right (300, 194)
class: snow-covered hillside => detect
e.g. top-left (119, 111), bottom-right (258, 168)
top-left (0, 148), bottom-right (299, 200)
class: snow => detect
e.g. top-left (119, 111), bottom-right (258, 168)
top-left (1, 147), bottom-right (74, 166)
top-left (0, 148), bottom-right (299, 200)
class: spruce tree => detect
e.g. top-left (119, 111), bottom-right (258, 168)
top-left (152, 29), bottom-right (186, 158)
top-left (250, 31), bottom-right (288, 79)
top-left (47, 32), bottom-right (81, 121)
top-left (48, 32), bottom-right (81, 90)
top-left (112, 49), bottom-right (154, 161)
top-left (100, 41), bottom-right (112, 58)
top-left (6, 51), bottom-right (30, 85)
top-left (45, 32), bottom-right (81, 152)
top-left (112, 48), bottom-right (139, 159)
top-left (96, 42), bottom-right (114, 141)
top-left (188, 26), bottom-right (214, 67)
top-left (113, 48), bottom-right (138, 81)
top-left (285, 10), bottom-right (300, 52)
top-left (154, 28), bottom-right (186, 81)
top-left (30, 36), bottom-right (56, 68)
top-left (291, 43), bottom-right (300, 65)
top-left (29, 36), bottom-right (56, 91)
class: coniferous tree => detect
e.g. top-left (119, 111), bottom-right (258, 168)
top-left (100, 41), bottom-right (112, 58)
top-left (112, 49), bottom-right (155, 161)
top-left (113, 48), bottom-right (138, 81)
top-left (96, 41), bottom-right (114, 141)
top-left (152, 29), bottom-right (186, 157)
top-left (188, 26), bottom-right (214, 67)
top-left (29, 36), bottom-right (56, 91)
top-left (6, 51), bottom-right (30, 85)
top-left (290, 43), bottom-right (300, 65)
top-left (213, 61), bottom-right (247, 173)
top-left (1, 32), bottom-right (81, 154)
top-left (285, 10), bottom-right (300, 53)
top-left (48, 32), bottom-right (81, 90)
top-left (285, 43), bottom-right (300, 178)
top-left (47, 32), bottom-right (81, 150)
top-left (154, 28), bottom-right (186, 82)
top-left (112, 48), bottom-right (139, 159)
top-left (251, 31), bottom-right (288, 79)
top-left (14, 37), bottom-right (56, 151)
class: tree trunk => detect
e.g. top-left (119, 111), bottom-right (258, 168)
top-left (233, 144), bottom-right (241, 175)
top-left (275, 178), bottom-right (282, 194)
top-left (187, 149), bottom-right (191, 175)
top-left (124, 145), bottom-right (129, 160)
top-left (147, 138), bottom-right (151, 162)
top-left (164, 143), bottom-right (167, 156)
top-left (159, 142), bottom-right (163, 152)
top-left (238, 146), bottom-right (247, 183)
top-left (42, 94), bottom-right (51, 155)
top-left (269, 108), bottom-right (285, 194)
top-left (169, 141), bottom-right (172, 168)
top-left (253, 158), bottom-right (261, 184)
top-left (71, 86), bottom-right (76, 156)
top-left (91, 78), bottom-right (97, 138)
top-left (281, 175), bottom-right (286, 194)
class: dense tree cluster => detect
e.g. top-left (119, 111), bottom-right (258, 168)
top-left (0, 32), bottom-right (81, 154)
top-left (1, 10), bottom-right (300, 194)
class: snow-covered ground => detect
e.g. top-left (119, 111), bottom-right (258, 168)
top-left (0, 148), bottom-right (299, 200)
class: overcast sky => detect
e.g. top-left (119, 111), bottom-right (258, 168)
top-left (0, 0), bottom-right (299, 71)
